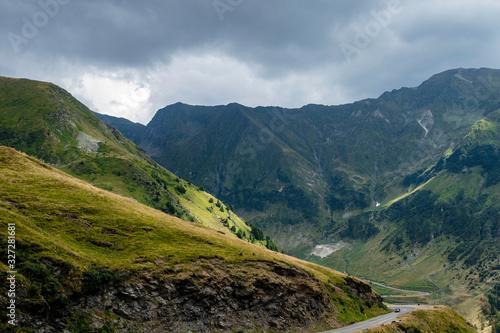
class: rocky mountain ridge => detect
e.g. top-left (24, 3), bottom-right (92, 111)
top-left (98, 68), bottom-right (500, 250)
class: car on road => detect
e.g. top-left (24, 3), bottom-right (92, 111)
top-left (394, 308), bottom-right (401, 313)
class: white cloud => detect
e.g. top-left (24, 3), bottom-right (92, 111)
top-left (147, 53), bottom-right (333, 111)
top-left (63, 53), bottom-right (343, 125)
top-left (67, 70), bottom-right (153, 124)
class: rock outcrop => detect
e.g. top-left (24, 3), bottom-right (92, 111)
top-left (6, 259), bottom-right (383, 332)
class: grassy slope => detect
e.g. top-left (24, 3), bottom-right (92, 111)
top-left (0, 76), bottom-right (261, 246)
top-left (0, 146), bottom-right (275, 270)
top-left (0, 146), bottom-right (389, 330)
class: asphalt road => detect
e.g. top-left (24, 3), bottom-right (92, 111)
top-left (320, 305), bottom-right (431, 333)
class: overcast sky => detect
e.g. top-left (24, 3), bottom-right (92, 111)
top-left (1, 0), bottom-right (500, 124)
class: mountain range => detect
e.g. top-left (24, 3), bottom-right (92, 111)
top-left (97, 67), bottom-right (500, 329)
top-left (0, 76), bottom-right (395, 331)
top-left (0, 69), bottom-right (497, 331)
top-left (98, 68), bottom-right (500, 246)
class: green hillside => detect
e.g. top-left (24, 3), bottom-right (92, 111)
top-left (0, 146), bottom-right (387, 332)
top-left (0, 77), bottom-right (272, 248)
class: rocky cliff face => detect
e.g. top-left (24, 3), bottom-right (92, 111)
top-left (6, 259), bottom-right (382, 333)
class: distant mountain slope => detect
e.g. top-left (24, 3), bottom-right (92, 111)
top-left (99, 68), bottom-right (500, 250)
top-left (0, 76), bottom-right (267, 247)
top-left (0, 146), bottom-right (386, 332)
top-left (319, 109), bottom-right (500, 329)
top-left (385, 108), bottom-right (500, 243)
top-left (93, 111), bottom-right (146, 143)
top-left (381, 108), bottom-right (499, 277)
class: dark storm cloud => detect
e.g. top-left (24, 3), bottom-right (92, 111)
top-left (1, 0), bottom-right (500, 123)
top-left (2, 0), bottom-right (378, 69)
top-left (3, 0), bottom-right (220, 65)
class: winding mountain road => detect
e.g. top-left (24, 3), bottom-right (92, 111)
top-left (369, 281), bottom-right (430, 297)
top-left (321, 305), bottom-right (432, 333)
